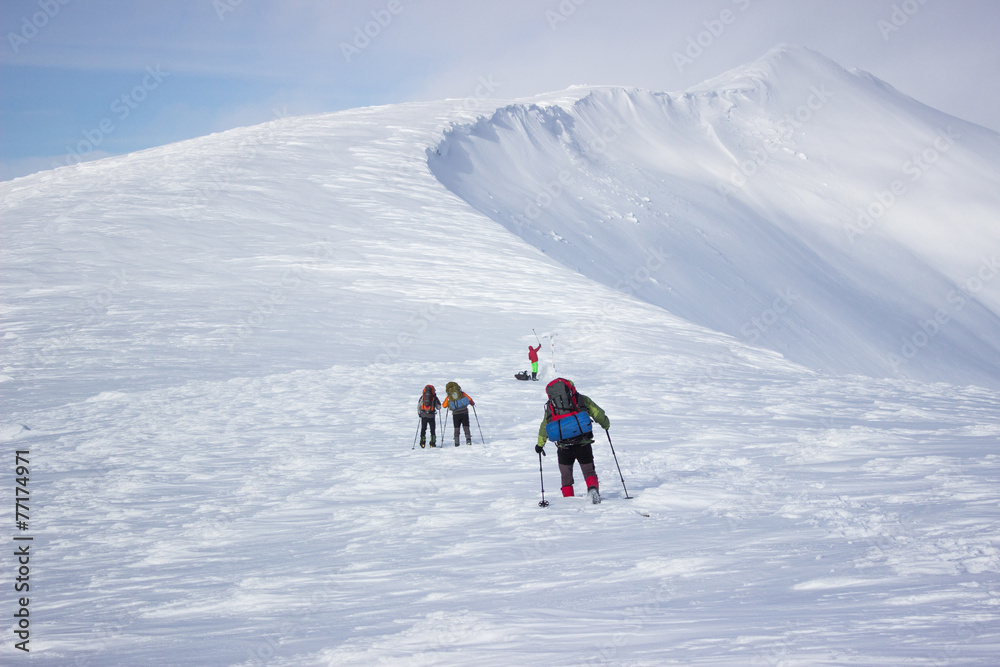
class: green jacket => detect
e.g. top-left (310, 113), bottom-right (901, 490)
top-left (537, 394), bottom-right (610, 448)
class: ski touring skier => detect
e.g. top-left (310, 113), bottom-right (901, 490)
top-left (528, 344), bottom-right (541, 381)
top-left (442, 381), bottom-right (475, 447)
top-left (535, 378), bottom-right (610, 503)
top-left (417, 384), bottom-right (441, 448)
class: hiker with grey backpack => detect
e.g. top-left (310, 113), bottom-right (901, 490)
top-left (535, 377), bottom-right (610, 504)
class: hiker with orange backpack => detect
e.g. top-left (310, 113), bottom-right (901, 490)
top-left (535, 378), bottom-right (610, 503)
top-left (417, 385), bottom-right (441, 448)
top-left (442, 381), bottom-right (475, 447)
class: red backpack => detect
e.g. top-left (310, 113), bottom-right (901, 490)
top-left (544, 378), bottom-right (593, 442)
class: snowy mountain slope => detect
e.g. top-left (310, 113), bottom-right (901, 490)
top-left (429, 45), bottom-right (1000, 389)
top-left (6, 364), bottom-right (1000, 666)
top-left (2, 47), bottom-right (1000, 665)
top-left (0, 99), bottom-right (584, 410)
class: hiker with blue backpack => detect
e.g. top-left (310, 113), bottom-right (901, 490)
top-left (535, 378), bottom-right (610, 503)
top-left (443, 381), bottom-right (476, 447)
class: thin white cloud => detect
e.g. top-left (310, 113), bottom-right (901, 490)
top-left (1, 0), bottom-right (997, 184)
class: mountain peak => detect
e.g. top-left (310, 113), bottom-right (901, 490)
top-left (689, 43), bottom-right (854, 96)
top-left (430, 46), bottom-right (1000, 388)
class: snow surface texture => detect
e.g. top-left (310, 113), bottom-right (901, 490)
top-left (430, 45), bottom-right (1000, 388)
top-left (2, 45), bottom-right (999, 665)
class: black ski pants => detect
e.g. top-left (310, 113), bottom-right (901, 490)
top-left (452, 410), bottom-right (471, 444)
top-left (420, 416), bottom-right (436, 442)
top-left (557, 443), bottom-right (596, 487)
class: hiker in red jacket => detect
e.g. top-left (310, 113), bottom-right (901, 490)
top-left (528, 344), bottom-right (541, 381)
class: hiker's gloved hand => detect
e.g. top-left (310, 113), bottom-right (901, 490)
top-left (535, 444), bottom-right (545, 455)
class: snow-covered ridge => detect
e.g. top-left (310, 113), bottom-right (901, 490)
top-left (429, 44), bottom-right (1000, 388)
top-left (2, 45), bottom-right (1000, 665)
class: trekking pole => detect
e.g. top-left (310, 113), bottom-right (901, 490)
top-left (549, 333), bottom-right (557, 372)
top-left (605, 429), bottom-right (632, 499)
top-left (472, 404), bottom-right (485, 445)
top-left (412, 419), bottom-right (420, 450)
top-left (533, 328), bottom-right (541, 346)
top-left (537, 450), bottom-right (550, 507)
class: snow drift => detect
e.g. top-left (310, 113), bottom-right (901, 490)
top-left (2, 45), bottom-right (999, 665)
top-left (429, 45), bottom-right (1000, 388)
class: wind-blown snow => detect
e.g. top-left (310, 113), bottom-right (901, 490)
top-left (2, 45), bottom-right (999, 665)
top-left (429, 45), bottom-right (1000, 388)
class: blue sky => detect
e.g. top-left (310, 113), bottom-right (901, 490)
top-left (2, 0), bottom-right (998, 181)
